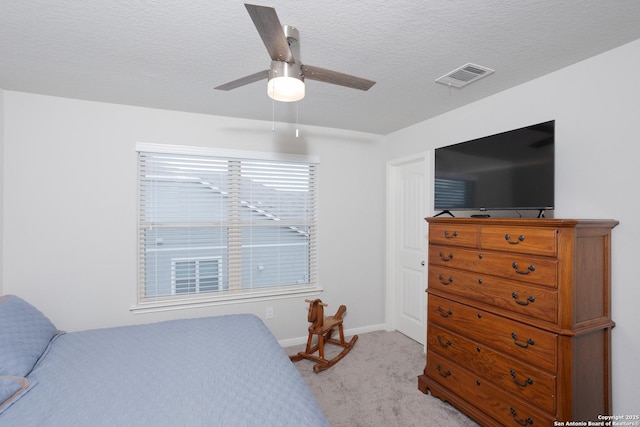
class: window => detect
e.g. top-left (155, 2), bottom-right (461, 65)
top-left (171, 257), bottom-right (221, 295)
top-left (136, 143), bottom-right (319, 310)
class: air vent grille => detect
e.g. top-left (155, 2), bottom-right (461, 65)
top-left (436, 63), bottom-right (495, 88)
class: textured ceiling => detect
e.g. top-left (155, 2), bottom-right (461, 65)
top-left (2, 1), bottom-right (640, 135)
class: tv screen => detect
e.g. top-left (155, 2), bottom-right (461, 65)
top-left (434, 120), bottom-right (554, 212)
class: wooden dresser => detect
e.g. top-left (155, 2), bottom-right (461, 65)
top-left (418, 217), bottom-right (618, 426)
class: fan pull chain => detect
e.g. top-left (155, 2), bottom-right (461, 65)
top-left (272, 96), bottom-right (275, 132)
top-left (296, 102), bottom-right (299, 138)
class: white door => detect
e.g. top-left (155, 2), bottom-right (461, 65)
top-left (390, 157), bottom-right (427, 344)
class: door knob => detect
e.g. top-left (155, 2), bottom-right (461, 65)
top-left (421, 261), bottom-right (425, 266)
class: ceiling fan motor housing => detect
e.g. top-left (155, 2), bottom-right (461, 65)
top-left (269, 60), bottom-right (303, 81)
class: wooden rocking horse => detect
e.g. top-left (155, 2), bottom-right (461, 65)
top-left (289, 299), bottom-right (358, 372)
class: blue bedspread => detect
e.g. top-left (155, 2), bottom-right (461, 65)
top-left (0, 314), bottom-right (329, 427)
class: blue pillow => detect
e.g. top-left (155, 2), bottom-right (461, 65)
top-left (0, 295), bottom-right (58, 377)
top-left (0, 376), bottom-right (35, 415)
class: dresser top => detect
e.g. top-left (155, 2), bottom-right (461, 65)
top-left (426, 217), bottom-right (619, 229)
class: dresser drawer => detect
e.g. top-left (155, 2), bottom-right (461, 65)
top-left (428, 324), bottom-right (556, 413)
top-left (428, 295), bottom-right (558, 372)
top-left (428, 265), bottom-right (558, 323)
top-left (481, 226), bottom-right (557, 256)
top-left (426, 351), bottom-right (555, 427)
top-left (429, 224), bottom-right (478, 248)
top-left (429, 245), bottom-right (557, 287)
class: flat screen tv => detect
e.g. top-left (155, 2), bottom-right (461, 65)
top-left (434, 120), bottom-right (554, 214)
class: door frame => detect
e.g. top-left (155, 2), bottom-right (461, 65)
top-left (385, 152), bottom-right (432, 340)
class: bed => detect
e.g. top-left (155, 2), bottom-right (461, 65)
top-left (0, 295), bottom-right (330, 426)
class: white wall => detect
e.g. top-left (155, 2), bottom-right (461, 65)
top-left (384, 39), bottom-right (640, 416)
top-left (1, 91), bottom-right (386, 341)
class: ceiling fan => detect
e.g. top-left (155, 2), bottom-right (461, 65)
top-left (214, 3), bottom-right (376, 102)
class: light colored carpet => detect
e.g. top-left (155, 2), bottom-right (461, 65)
top-left (286, 330), bottom-right (479, 427)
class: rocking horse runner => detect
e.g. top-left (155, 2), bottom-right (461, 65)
top-left (290, 299), bottom-right (358, 372)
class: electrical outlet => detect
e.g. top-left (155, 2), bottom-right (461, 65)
top-left (265, 306), bottom-right (274, 319)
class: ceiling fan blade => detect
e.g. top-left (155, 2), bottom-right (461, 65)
top-left (245, 3), bottom-right (294, 63)
top-left (301, 65), bottom-right (376, 91)
top-left (214, 70), bottom-right (269, 91)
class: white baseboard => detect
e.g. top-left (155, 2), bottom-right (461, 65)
top-left (278, 323), bottom-right (388, 348)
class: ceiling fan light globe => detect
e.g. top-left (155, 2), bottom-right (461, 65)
top-left (268, 76), bottom-right (305, 102)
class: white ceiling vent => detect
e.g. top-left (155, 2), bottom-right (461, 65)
top-left (435, 63), bottom-right (495, 88)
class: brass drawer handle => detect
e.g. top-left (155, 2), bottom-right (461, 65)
top-left (512, 262), bottom-right (535, 275)
top-left (439, 252), bottom-right (454, 262)
top-left (443, 230), bottom-right (458, 239)
top-left (438, 306), bottom-right (453, 318)
top-left (438, 274), bottom-right (453, 285)
top-left (437, 335), bottom-right (452, 348)
top-left (511, 292), bottom-right (535, 306)
top-left (505, 233), bottom-right (525, 244)
top-left (510, 369), bottom-right (534, 387)
top-left (510, 407), bottom-right (534, 426)
top-left (511, 332), bottom-right (534, 348)
top-left (436, 364), bottom-right (451, 378)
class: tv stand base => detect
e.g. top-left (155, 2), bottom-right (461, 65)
top-left (434, 210), bottom-right (454, 217)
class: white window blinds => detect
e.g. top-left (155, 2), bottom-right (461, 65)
top-left (136, 143), bottom-right (319, 307)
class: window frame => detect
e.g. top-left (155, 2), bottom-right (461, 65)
top-left (132, 143), bottom-right (321, 313)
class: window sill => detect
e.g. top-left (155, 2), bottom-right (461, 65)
top-left (130, 285), bottom-right (323, 314)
